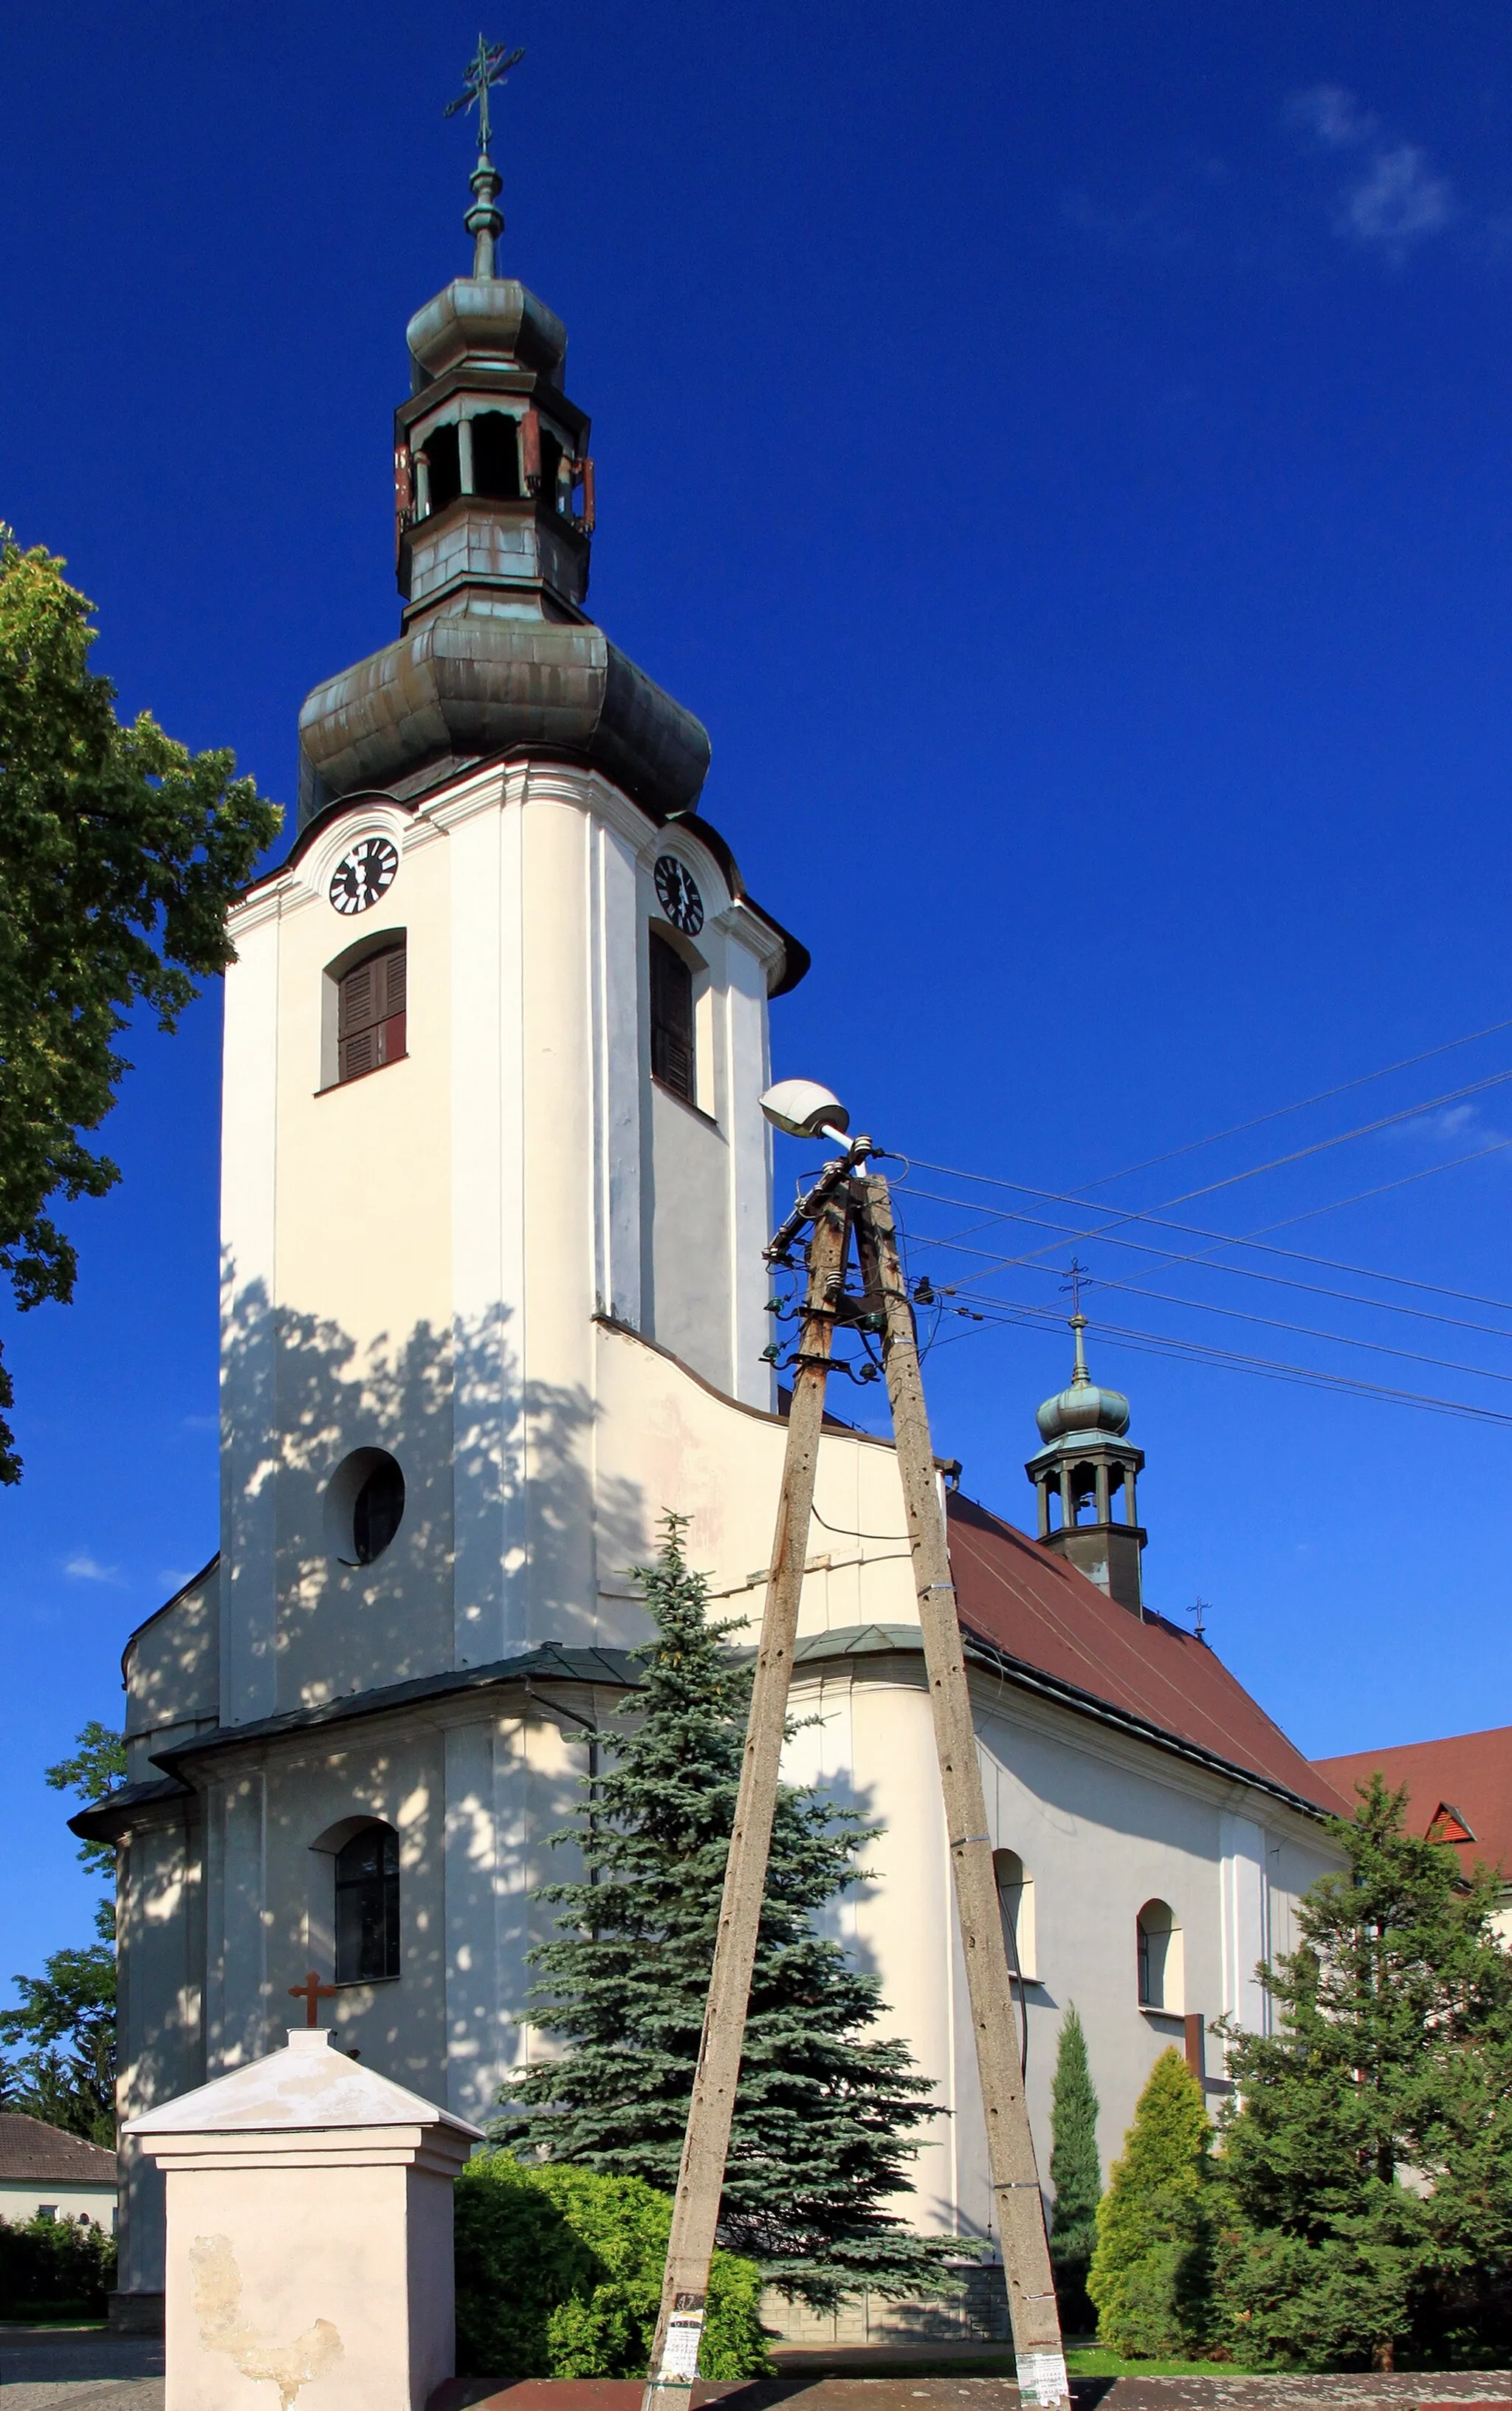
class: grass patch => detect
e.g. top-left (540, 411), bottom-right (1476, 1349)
top-left (777, 2349), bottom-right (1254, 2380)
top-left (1067, 2349), bottom-right (1251, 2377)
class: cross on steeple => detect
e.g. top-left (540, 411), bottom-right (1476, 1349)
top-left (288, 1969), bottom-right (337, 2028)
top-left (445, 33), bottom-right (526, 159)
top-left (1060, 1256), bottom-right (1088, 1319)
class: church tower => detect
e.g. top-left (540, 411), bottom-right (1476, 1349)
top-left (218, 112), bottom-right (806, 1727)
top-left (1025, 1312), bottom-right (1147, 1614)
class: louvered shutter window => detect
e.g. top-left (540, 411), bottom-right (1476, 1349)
top-left (337, 942), bottom-right (407, 1085)
top-left (649, 933), bottom-right (695, 1102)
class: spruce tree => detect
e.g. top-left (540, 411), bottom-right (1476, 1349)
top-left (1087, 2047), bottom-right (1210, 2358)
top-left (506, 1517), bottom-right (950, 2310)
top-left (1212, 1775), bottom-right (1512, 2373)
top-left (1048, 2006), bottom-right (1101, 2333)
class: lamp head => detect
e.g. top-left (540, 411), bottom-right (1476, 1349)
top-left (760, 1079), bottom-right (850, 1145)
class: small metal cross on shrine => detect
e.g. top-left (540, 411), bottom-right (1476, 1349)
top-left (1061, 1255), bottom-right (1088, 1316)
top-left (444, 32), bottom-right (526, 157)
top-left (288, 1969), bottom-right (337, 2028)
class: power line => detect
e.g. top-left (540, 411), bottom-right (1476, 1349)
top-left (1048, 1270), bottom-right (1512, 1390)
top-left (896, 1137), bottom-right (1512, 1313)
top-left (917, 1234), bottom-right (1512, 1387)
top-left (1073, 1015), bottom-right (1512, 1193)
top-left (935, 1290), bottom-right (1512, 1430)
top-left (913, 1068), bottom-right (1512, 1265)
top-left (907, 1200), bottom-right (1512, 1350)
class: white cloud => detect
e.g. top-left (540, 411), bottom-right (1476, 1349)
top-left (1284, 86), bottom-right (1454, 261)
top-left (181, 1413), bottom-right (219, 1433)
top-left (64, 1553), bottom-right (121, 1584)
top-left (1339, 145), bottom-right (1453, 250)
top-left (1285, 86), bottom-right (1377, 151)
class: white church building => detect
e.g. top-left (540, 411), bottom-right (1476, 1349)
top-left (77, 144), bottom-right (1348, 2329)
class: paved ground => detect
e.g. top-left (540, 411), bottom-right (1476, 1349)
top-left (433, 2379), bottom-right (1512, 2411)
top-left (1, 2333), bottom-right (1502, 2410)
top-left (0, 2324), bottom-right (163, 2409)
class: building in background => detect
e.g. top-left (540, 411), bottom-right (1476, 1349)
top-left (1315, 1725), bottom-right (1512, 1941)
top-left (0, 2116), bottom-right (117, 2231)
top-left (74, 139), bottom-right (1347, 2330)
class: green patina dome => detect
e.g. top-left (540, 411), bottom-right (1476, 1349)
top-left (1035, 1315), bottom-right (1130, 1441)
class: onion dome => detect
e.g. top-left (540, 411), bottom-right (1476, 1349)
top-left (1035, 1314), bottom-right (1130, 1442)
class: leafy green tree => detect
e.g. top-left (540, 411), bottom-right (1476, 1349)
top-left (454, 2158), bottom-right (769, 2381)
top-left (506, 1516), bottom-right (950, 2311)
top-left (1212, 1774), bottom-right (1512, 2373)
top-left (1048, 2004), bottom-right (1102, 2331)
top-left (0, 532), bottom-right (280, 1479)
top-left (1088, 2047), bottom-right (1211, 2358)
top-left (0, 1724), bottom-right (125, 2145)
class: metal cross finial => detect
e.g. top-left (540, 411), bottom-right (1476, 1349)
top-left (288, 1969), bottom-right (337, 2028)
top-left (1061, 1256), bottom-right (1088, 1318)
top-left (445, 32), bottom-right (526, 158)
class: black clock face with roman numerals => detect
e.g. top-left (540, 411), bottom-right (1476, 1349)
top-left (329, 835), bottom-right (399, 916)
top-left (654, 854), bottom-right (704, 936)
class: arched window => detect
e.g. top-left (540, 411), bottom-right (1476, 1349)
top-left (470, 410), bottom-right (521, 499)
top-left (335, 939), bottom-right (406, 1085)
top-left (1136, 1898), bottom-right (1183, 2012)
top-left (422, 422), bottom-right (461, 514)
top-left (334, 1825), bottom-right (400, 1984)
top-left (994, 1848), bottom-right (1037, 1982)
top-left (650, 931), bottom-right (695, 1102)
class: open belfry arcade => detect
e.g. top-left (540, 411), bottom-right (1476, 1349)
top-left (75, 52), bottom-right (1352, 2358)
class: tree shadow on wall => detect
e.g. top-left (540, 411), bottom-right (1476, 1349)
top-left (219, 1269), bottom-right (649, 1709)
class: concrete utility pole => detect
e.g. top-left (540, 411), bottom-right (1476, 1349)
top-left (642, 1176), bottom-right (853, 2411)
top-left (642, 1125), bottom-right (1071, 2411)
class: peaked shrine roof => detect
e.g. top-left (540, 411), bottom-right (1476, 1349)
top-left (944, 1491), bottom-right (1350, 1818)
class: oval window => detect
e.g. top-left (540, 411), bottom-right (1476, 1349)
top-left (325, 1448), bottom-right (405, 1567)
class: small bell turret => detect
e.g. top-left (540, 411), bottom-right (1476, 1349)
top-left (1025, 1309), bottom-right (1147, 1616)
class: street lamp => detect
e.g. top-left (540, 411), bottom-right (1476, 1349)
top-left (758, 1077), bottom-right (860, 1155)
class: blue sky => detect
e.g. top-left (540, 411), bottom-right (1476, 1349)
top-left (4, 1), bottom-right (1512, 1992)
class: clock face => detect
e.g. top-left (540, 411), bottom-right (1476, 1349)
top-left (654, 854), bottom-right (704, 936)
top-left (329, 835), bottom-right (399, 916)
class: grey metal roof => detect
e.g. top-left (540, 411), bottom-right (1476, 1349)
top-left (71, 1644), bottom-right (642, 1843)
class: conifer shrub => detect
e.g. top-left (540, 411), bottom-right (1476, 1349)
top-left (505, 1516), bottom-right (951, 2311)
top-left (1048, 2004), bottom-right (1101, 2332)
top-left (1210, 1775), bottom-right (1512, 2373)
top-left (453, 2156), bottom-right (769, 2381)
top-left (1087, 2047), bottom-right (1210, 2358)
top-left (0, 2213), bottom-right (115, 2316)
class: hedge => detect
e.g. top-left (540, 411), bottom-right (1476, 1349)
top-left (453, 2156), bottom-right (771, 2381)
top-left (0, 2213), bottom-right (115, 2316)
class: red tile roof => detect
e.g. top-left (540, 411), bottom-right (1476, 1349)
top-left (0, 2114), bottom-right (116, 2185)
top-left (1313, 1726), bottom-right (1512, 1875)
top-left (945, 1492), bottom-right (1350, 1817)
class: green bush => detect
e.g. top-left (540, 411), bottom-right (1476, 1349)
top-left (453, 2155), bottom-right (772, 2382)
top-left (0, 2213), bottom-right (115, 2315)
top-left (1087, 2048), bottom-right (1211, 2359)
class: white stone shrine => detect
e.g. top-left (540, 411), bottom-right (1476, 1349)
top-left (128, 2027), bottom-right (478, 2410)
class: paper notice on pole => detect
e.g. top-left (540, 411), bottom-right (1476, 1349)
top-left (658, 2314), bottom-right (705, 2382)
top-left (1015, 2350), bottom-right (1069, 2407)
